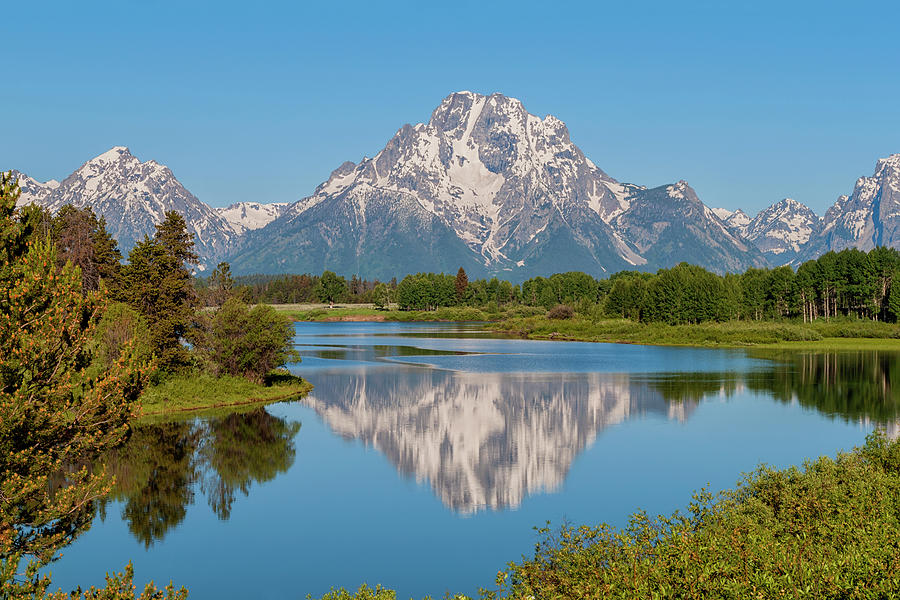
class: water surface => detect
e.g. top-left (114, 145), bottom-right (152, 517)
top-left (46, 322), bottom-right (899, 599)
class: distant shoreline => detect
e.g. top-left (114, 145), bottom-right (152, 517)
top-left (271, 304), bottom-right (900, 351)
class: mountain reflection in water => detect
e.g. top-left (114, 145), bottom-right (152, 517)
top-left (300, 350), bottom-right (899, 514)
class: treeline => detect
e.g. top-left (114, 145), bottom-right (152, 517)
top-left (226, 247), bottom-right (900, 324)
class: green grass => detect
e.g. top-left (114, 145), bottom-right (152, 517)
top-left (491, 315), bottom-right (900, 350)
top-left (139, 371), bottom-right (313, 417)
top-left (274, 304), bottom-right (545, 323)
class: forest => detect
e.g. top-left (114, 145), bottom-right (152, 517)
top-left (207, 247), bottom-right (900, 325)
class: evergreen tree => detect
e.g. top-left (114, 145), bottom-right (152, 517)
top-left (0, 172), bottom-right (182, 599)
top-left (115, 213), bottom-right (198, 372)
top-left (455, 267), bottom-right (468, 301)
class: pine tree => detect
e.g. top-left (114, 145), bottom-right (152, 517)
top-left (455, 267), bottom-right (468, 302)
top-left (114, 212), bottom-right (199, 373)
top-left (0, 172), bottom-right (183, 598)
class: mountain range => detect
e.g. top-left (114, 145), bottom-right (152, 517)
top-left (8, 92), bottom-right (900, 278)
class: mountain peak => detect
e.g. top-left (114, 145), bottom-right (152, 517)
top-left (90, 146), bottom-right (132, 163)
top-left (875, 153), bottom-right (900, 179)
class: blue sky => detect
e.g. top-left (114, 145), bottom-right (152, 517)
top-left (4, 0), bottom-right (899, 215)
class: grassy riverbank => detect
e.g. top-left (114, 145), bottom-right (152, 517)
top-left (491, 315), bottom-right (900, 349)
top-left (139, 371), bottom-right (313, 417)
top-left (311, 433), bottom-right (900, 599)
top-left (271, 303), bottom-right (900, 349)
top-left (270, 303), bottom-right (543, 323)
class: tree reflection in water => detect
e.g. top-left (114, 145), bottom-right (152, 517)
top-left (99, 407), bottom-right (300, 547)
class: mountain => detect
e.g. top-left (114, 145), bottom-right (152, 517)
top-left (611, 181), bottom-right (767, 272)
top-left (216, 201), bottom-right (287, 235)
top-left (9, 170), bottom-right (59, 207)
top-left (742, 198), bottom-right (822, 265)
top-left (801, 155), bottom-right (900, 260)
top-left (229, 92), bottom-right (766, 279)
top-left (711, 207), bottom-right (751, 237)
top-left (10, 147), bottom-right (240, 269)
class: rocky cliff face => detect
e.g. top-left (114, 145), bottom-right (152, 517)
top-left (743, 198), bottom-right (822, 264)
top-left (801, 155), bottom-right (900, 261)
top-left (9, 99), bottom-right (899, 277)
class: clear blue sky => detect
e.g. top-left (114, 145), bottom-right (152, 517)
top-left (4, 0), bottom-right (899, 215)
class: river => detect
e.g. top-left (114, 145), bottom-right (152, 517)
top-left (45, 322), bottom-right (899, 599)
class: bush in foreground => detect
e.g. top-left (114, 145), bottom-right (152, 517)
top-left (195, 298), bottom-right (299, 383)
top-left (495, 431), bottom-right (900, 599)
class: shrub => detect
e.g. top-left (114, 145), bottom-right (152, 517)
top-left (499, 432), bottom-right (900, 599)
top-left (196, 299), bottom-right (299, 383)
top-left (547, 304), bottom-right (575, 319)
top-left (93, 302), bottom-right (153, 372)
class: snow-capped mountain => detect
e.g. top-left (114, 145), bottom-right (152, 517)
top-left (9, 170), bottom-right (59, 207)
top-left (10, 147), bottom-right (241, 269)
top-left (216, 201), bottom-right (287, 235)
top-left (711, 207), bottom-right (751, 237)
top-left (743, 198), bottom-right (822, 264)
top-left (229, 92), bottom-right (766, 278)
top-left (801, 154), bottom-right (900, 260)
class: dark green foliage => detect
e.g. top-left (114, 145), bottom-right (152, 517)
top-left (0, 171), bottom-right (183, 599)
top-left (372, 282), bottom-right (391, 309)
top-left (642, 263), bottom-right (726, 324)
top-left (115, 213), bottom-right (199, 372)
top-left (195, 298), bottom-right (299, 383)
top-left (14, 203), bottom-right (121, 292)
top-left (202, 261), bottom-right (235, 307)
top-left (455, 266), bottom-right (468, 300)
top-left (232, 247), bottom-right (900, 326)
top-left (93, 302), bottom-right (153, 372)
top-left (316, 270), bottom-right (348, 306)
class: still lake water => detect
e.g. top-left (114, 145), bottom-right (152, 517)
top-left (47, 322), bottom-right (899, 599)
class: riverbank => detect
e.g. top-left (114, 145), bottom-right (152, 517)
top-left (139, 371), bottom-right (313, 418)
top-left (490, 315), bottom-right (900, 350)
top-left (270, 303), bottom-right (900, 350)
top-left (270, 303), bottom-right (542, 323)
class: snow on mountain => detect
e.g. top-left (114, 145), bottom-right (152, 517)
top-left (801, 154), bottom-right (900, 260)
top-left (216, 201), bottom-right (288, 234)
top-left (230, 92), bottom-right (765, 278)
top-left (9, 170), bottom-right (59, 207)
top-left (711, 207), bottom-right (751, 237)
top-left (743, 198), bottom-right (822, 264)
top-left (10, 147), bottom-right (241, 269)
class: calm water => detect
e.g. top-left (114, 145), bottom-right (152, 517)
top-left (46, 322), bottom-right (899, 598)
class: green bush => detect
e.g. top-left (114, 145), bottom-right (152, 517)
top-left (195, 298), bottom-right (299, 383)
top-left (93, 301), bottom-right (153, 372)
top-left (498, 432), bottom-right (900, 599)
